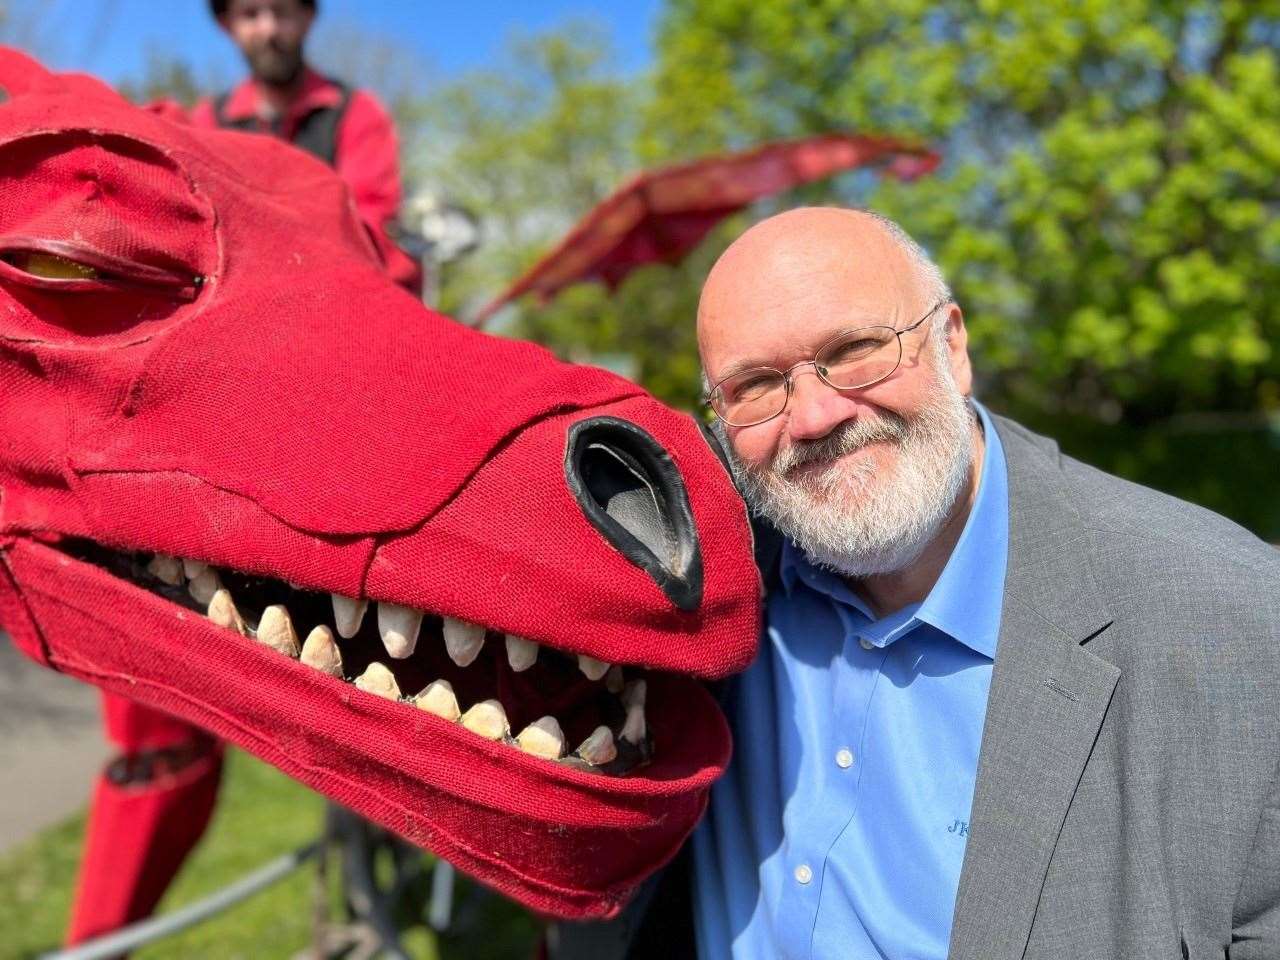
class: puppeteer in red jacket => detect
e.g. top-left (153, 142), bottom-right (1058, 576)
top-left (191, 0), bottom-right (421, 294)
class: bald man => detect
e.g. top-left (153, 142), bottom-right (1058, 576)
top-left (549, 209), bottom-right (1280, 960)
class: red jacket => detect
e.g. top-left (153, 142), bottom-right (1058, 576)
top-left (191, 68), bottom-right (421, 293)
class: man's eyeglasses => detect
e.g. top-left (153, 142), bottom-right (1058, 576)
top-left (704, 300), bottom-right (948, 427)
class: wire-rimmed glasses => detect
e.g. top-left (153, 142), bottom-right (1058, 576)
top-left (705, 300), bottom-right (948, 427)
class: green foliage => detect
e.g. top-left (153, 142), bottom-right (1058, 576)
top-left (648, 0), bottom-right (1280, 426)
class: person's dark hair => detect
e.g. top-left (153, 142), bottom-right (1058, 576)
top-left (210, 0), bottom-right (316, 16)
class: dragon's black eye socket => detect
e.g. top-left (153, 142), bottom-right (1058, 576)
top-left (565, 417), bottom-right (704, 612)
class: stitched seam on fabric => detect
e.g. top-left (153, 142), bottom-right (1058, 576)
top-left (48, 651), bottom-right (637, 903)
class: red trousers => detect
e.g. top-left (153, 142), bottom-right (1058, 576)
top-left (65, 693), bottom-right (222, 946)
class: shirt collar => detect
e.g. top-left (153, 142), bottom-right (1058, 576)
top-left (220, 67), bottom-right (342, 123)
top-left (778, 400), bottom-right (1009, 659)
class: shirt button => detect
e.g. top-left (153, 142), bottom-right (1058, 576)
top-left (794, 863), bottom-right (813, 885)
top-left (835, 748), bottom-right (854, 769)
top-left (858, 637), bottom-right (875, 651)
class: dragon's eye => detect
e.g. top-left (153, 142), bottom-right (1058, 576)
top-left (3, 250), bottom-right (100, 280)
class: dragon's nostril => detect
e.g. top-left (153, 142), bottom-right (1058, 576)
top-left (565, 417), bottom-right (704, 611)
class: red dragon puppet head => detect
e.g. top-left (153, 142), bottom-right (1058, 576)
top-left (0, 49), bottom-right (759, 918)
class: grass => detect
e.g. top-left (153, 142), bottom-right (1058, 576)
top-left (0, 749), bottom-right (541, 960)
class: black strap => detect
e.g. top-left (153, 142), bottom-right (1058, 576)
top-left (211, 79), bottom-right (352, 167)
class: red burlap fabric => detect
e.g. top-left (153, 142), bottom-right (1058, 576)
top-left (0, 48), bottom-right (759, 918)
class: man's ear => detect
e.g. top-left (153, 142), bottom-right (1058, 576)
top-left (943, 305), bottom-right (973, 396)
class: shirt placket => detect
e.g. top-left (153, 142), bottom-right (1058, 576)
top-left (774, 602), bottom-right (885, 959)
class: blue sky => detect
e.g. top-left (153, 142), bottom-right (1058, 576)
top-left (13, 1), bottom-right (659, 92)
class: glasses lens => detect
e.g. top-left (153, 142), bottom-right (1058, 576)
top-left (816, 327), bottom-right (899, 389)
top-left (714, 368), bottom-right (787, 426)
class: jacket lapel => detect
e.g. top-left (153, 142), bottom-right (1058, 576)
top-left (948, 419), bottom-right (1121, 960)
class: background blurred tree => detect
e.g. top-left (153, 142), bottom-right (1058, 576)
top-left (648, 0), bottom-right (1280, 426)
top-left (436, 1), bottom-right (1278, 534)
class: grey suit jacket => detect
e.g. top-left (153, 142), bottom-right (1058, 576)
top-left (551, 415), bottom-right (1280, 959)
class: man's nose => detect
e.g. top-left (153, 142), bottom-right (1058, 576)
top-left (783, 367), bottom-right (851, 442)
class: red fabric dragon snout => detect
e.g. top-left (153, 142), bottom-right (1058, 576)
top-left (0, 47), bottom-right (759, 918)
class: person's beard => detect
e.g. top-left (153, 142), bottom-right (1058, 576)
top-left (246, 37), bottom-right (304, 88)
top-left (716, 345), bottom-right (976, 579)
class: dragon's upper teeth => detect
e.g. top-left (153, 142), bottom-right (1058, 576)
top-left (206, 589), bottom-right (246, 635)
top-left (354, 661), bottom-right (400, 700)
top-left (443, 616), bottom-right (485, 667)
top-left (257, 604), bottom-right (300, 657)
top-left (187, 568), bottom-right (223, 605)
top-left (516, 716), bottom-right (566, 759)
top-left (605, 664), bottom-right (625, 694)
top-left (414, 679), bottom-right (461, 721)
top-left (377, 602), bottom-right (422, 659)
top-left (577, 654), bottom-right (610, 681)
top-left (504, 634), bottom-right (538, 672)
top-left (460, 699), bottom-right (508, 740)
top-left (182, 558), bottom-right (208, 580)
top-left (300, 625), bottom-right (343, 676)
top-left (330, 594), bottom-right (368, 639)
top-left (577, 726), bottom-right (618, 766)
top-left (147, 554), bottom-right (183, 586)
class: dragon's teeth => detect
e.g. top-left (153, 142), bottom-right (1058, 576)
top-left (504, 634), bottom-right (538, 673)
top-left (605, 665), bottom-right (625, 694)
top-left (257, 604), bottom-right (300, 657)
top-left (516, 716), bottom-right (566, 759)
top-left (147, 554), bottom-right (183, 586)
top-left (460, 699), bottom-right (509, 740)
top-left (414, 679), bottom-right (461, 722)
top-left (622, 679), bottom-right (646, 710)
top-left (330, 594), bottom-right (368, 639)
top-left (577, 654), bottom-right (610, 682)
top-left (443, 617), bottom-right (485, 667)
top-left (187, 568), bottom-right (222, 605)
top-left (377, 602), bottom-right (422, 659)
top-left (206, 589), bottom-right (246, 635)
top-left (300, 625), bottom-right (343, 677)
top-left (576, 726), bottom-right (618, 766)
top-left (620, 703), bottom-right (646, 746)
top-left (182, 558), bottom-right (208, 580)
top-left (354, 662), bottom-right (400, 700)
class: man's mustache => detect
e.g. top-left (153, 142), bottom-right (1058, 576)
top-left (773, 413), bottom-right (908, 477)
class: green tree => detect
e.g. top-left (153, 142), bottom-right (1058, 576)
top-left (647, 0), bottom-right (1280, 429)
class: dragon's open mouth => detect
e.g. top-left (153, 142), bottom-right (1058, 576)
top-left (56, 538), bottom-right (656, 777)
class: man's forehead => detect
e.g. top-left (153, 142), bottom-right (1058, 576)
top-left (698, 212), bottom-right (916, 373)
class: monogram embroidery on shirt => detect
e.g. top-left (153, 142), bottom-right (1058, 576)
top-left (947, 818), bottom-right (969, 837)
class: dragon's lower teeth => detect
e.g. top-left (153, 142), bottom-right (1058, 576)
top-left (330, 593), bottom-right (368, 639)
top-left (620, 703), bottom-right (646, 746)
top-left (257, 604), bottom-right (300, 657)
top-left (300, 625), bottom-right (343, 676)
top-left (188, 568), bottom-right (223, 605)
top-left (577, 726), bottom-right (617, 766)
top-left (355, 662), bottom-right (400, 700)
top-left (207, 589), bottom-right (246, 635)
top-left (516, 716), bottom-right (566, 759)
top-left (146, 554), bottom-right (184, 586)
top-left (622, 679), bottom-right (646, 710)
top-left (414, 679), bottom-right (461, 721)
top-left (377, 602), bottom-right (422, 659)
top-left (460, 699), bottom-right (508, 740)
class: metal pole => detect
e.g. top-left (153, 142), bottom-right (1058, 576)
top-left (38, 843), bottom-right (321, 960)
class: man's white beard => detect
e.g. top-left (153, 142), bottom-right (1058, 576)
top-left (720, 359), bottom-right (976, 579)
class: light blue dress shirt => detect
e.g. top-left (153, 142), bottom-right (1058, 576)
top-left (693, 403), bottom-right (1009, 960)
